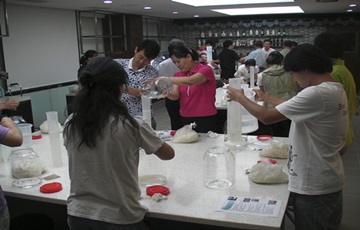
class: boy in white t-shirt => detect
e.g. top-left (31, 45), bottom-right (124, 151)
top-left (227, 44), bottom-right (348, 230)
top-left (234, 59), bottom-right (259, 84)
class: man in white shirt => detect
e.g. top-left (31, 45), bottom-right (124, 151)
top-left (227, 44), bottom-right (347, 230)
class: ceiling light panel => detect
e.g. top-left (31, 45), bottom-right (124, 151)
top-left (212, 6), bottom-right (304, 15)
top-left (172, 0), bottom-right (294, 7)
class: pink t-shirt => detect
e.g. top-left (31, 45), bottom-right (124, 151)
top-left (174, 62), bottom-right (217, 117)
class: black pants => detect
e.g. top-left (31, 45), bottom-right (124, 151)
top-left (165, 98), bottom-right (183, 130)
top-left (181, 114), bottom-right (217, 133)
top-left (248, 119), bottom-right (291, 137)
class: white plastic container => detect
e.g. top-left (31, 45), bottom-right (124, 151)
top-left (241, 89), bottom-right (259, 134)
top-left (226, 79), bottom-right (258, 148)
top-left (16, 123), bottom-right (33, 147)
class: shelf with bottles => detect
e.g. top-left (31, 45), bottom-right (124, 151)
top-left (196, 36), bottom-right (301, 48)
top-left (198, 28), bottom-right (302, 38)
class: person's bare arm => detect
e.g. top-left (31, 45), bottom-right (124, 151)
top-left (0, 99), bottom-right (20, 110)
top-left (166, 73), bottom-right (208, 86)
top-left (227, 87), bottom-right (287, 125)
top-left (154, 142), bottom-right (175, 160)
top-left (0, 117), bottom-right (23, 147)
top-left (253, 89), bottom-right (286, 107)
top-left (125, 87), bottom-right (141, 97)
top-left (167, 84), bottom-right (180, 100)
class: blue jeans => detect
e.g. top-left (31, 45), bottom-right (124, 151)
top-left (290, 190), bottom-right (342, 230)
top-left (0, 206), bottom-right (10, 230)
top-left (68, 215), bottom-right (144, 230)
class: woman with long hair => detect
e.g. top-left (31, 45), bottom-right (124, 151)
top-left (64, 57), bottom-right (174, 230)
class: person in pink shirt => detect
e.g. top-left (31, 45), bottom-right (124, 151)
top-left (162, 45), bottom-right (217, 133)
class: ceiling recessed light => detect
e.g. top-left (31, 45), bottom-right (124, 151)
top-left (349, 4), bottom-right (356, 7)
top-left (347, 9), bottom-right (353, 12)
top-left (104, 0), bottom-right (112, 3)
top-left (194, 15), bottom-right (200, 17)
top-left (212, 6), bottom-right (304, 15)
top-left (172, 0), bottom-right (294, 7)
top-left (144, 6), bottom-right (152, 10)
top-left (172, 12), bottom-right (179, 14)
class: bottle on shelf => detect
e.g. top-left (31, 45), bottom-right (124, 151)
top-left (249, 29), bottom-right (253, 36)
top-left (200, 31), bottom-right (205, 38)
top-left (198, 39), bottom-right (202, 48)
top-left (260, 29), bottom-right (264, 36)
top-left (236, 30), bottom-right (240, 37)
top-left (208, 31), bottom-right (212, 37)
top-left (255, 29), bottom-right (259, 36)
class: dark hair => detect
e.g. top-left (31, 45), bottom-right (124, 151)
top-left (169, 45), bottom-right (199, 61)
top-left (263, 39), bottom-right (272, 44)
top-left (64, 57), bottom-right (139, 149)
top-left (168, 39), bottom-right (186, 53)
top-left (223, 40), bottom-right (233, 48)
top-left (266, 51), bottom-right (284, 65)
top-left (284, 44), bottom-right (333, 74)
top-left (205, 39), bottom-right (215, 46)
top-left (136, 39), bottom-right (161, 60)
top-left (283, 40), bottom-right (293, 47)
top-left (254, 40), bottom-right (263, 48)
top-left (79, 50), bottom-right (98, 65)
top-left (314, 32), bottom-right (344, 59)
top-left (244, 59), bottom-right (256, 66)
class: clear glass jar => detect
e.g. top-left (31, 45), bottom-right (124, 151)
top-left (8, 147), bottom-right (44, 189)
top-left (139, 78), bottom-right (172, 99)
top-left (8, 147), bottom-right (42, 179)
top-left (203, 146), bottom-right (235, 189)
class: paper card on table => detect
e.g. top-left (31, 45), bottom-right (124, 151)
top-left (42, 174), bottom-right (60, 181)
top-left (216, 195), bottom-right (282, 217)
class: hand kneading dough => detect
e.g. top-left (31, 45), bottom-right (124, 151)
top-left (259, 140), bottom-right (289, 159)
top-left (249, 162), bottom-right (288, 184)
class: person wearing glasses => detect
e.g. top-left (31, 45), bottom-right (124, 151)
top-left (114, 39), bottom-right (161, 129)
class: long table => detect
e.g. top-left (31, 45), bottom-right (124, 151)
top-left (0, 133), bottom-right (290, 230)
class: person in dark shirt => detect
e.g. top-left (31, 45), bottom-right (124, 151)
top-left (218, 40), bottom-right (240, 83)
